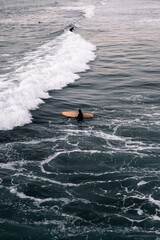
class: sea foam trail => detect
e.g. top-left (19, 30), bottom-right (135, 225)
top-left (0, 31), bottom-right (96, 130)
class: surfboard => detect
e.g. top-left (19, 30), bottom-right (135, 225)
top-left (61, 111), bottom-right (93, 119)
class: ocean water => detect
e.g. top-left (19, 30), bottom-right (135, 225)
top-left (0, 0), bottom-right (160, 239)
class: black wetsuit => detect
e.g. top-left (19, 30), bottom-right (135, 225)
top-left (77, 110), bottom-right (83, 122)
top-left (70, 27), bottom-right (74, 32)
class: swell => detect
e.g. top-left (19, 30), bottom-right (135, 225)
top-left (0, 31), bottom-right (96, 130)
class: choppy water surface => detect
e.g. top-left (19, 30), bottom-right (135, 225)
top-left (0, 0), bottom-right (160, 239)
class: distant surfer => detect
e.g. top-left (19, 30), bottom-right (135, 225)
top-left (76, 109), bottom-right (83, 122)
top-left (69, 27), bottom-right (74, 32)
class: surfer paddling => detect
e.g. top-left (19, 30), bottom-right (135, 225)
top-left (76, 109), bottom-right (83, 122)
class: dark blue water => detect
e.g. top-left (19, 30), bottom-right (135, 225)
top-left (0, 0), bottom-right (160, 239)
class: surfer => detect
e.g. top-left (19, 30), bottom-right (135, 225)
top-left (76, 109), bottom-right (83, 122)
top-left (69, 27), bottom-right (74, 32)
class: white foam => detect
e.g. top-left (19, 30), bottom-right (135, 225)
top-left (16, 173), bottom-right (80, 187)
top-left (151, 215), bottom-right (160, 221)
top-left (149, 195), bottom-right (160, 208)
top-left (62, 5), bottom-right (95, 19)
top-left (137, 180), bottom-right (148, 187)
top-left (40, 149), bottom-right (102, 175)
top-left (61, 129), bottom-right (125, 141)
top-left (0, 32), bottom-right (96, 130)
top-left (10, 187), bottom-right (53, 204)
top-left (0, 162), bottom-right (16, 171)
top-left (137, 209), bottom-right (143, 216)
top-left (0, 160), bottom-right (27, 171)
